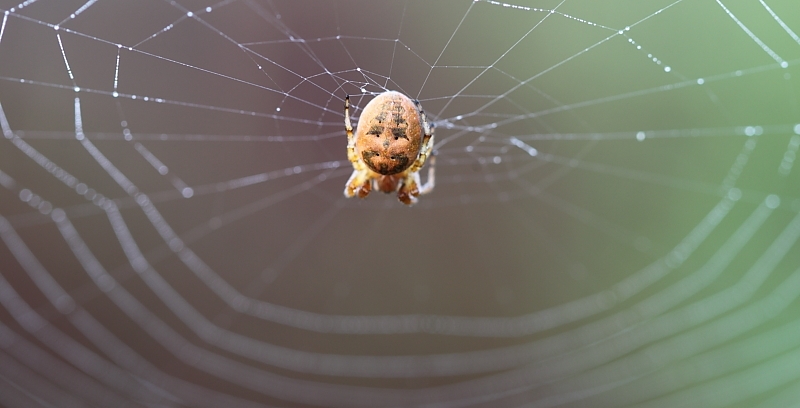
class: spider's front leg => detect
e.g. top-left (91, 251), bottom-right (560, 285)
top-left (344, 168), bottom-right (372, 198)
top-left (344, 95), bottom-right (359, 165)
top-left (396, 152), bottom-right (435, 205)
top-left (397, 172), bottom-right (421, 205)
top-left (343, 94), bottom-right (371, 198)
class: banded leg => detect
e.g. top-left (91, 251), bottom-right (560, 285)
top-left (344, 167), bottom-right (372, 198)
top-left (407, 100), bottom-right (434, 175)
top-left (417, 152), bottom-right (436, 195)
top-left (344, 95), bottom-right (372, 198)
top-left (344, 95), bottom-right (358, 165)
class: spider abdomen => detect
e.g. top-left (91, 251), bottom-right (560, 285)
top-left (354, 91), bottom-right (422, 176)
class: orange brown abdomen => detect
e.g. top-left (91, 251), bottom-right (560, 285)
top-left (354, 91), bottom-right (422, 175)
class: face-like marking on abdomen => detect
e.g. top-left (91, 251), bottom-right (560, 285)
top-left (361, 149), bottom-right (410, 175)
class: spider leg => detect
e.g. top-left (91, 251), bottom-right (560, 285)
top-left (397, 151), bottom-right (436, 205)
top-left (396, 104), bottom-right (436, 205)
top-left (397, 172), bottom-right (420, 205)
top-left (344, 95), bottom-right (359, 165)
top-left (344, 167), bottom-right (372, 198)
top-left (417, 151), bottom-right (436, 195)
top-left (343, 95), bottom-right (373, 198)
top-left (413, 98), bottom-right (432, 138)
top-left (405, 123), bottom-right (435, 193)
top-left (407, 101), bottom-right (434, 175)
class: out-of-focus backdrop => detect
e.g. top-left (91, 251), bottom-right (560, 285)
top-left (1, 1), bottom-right (799, 407)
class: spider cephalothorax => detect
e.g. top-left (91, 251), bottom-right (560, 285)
top-left (343, 91), bottom-right (435, 205)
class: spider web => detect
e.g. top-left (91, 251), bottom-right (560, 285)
top-left (1, 0), bottom-right (799, 407)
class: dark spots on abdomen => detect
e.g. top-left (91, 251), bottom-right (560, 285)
top-left (391, 127), bottom-right (407, 140)
top-left (362, 150), bottom-right (379, 161)
top-left (390, 154), bottom-right (410, 172)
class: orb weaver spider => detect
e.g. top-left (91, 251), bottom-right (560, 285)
top-left (343, 91), bottom-right (435, 205)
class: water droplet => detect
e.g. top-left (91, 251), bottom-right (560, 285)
top-left (765, 194), bottom-right (780, 209)
top-left (19, 189), bottom-right (32, 202)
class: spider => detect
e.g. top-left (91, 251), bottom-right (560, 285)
top-left (343, 91), bottom-right (435, 205)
